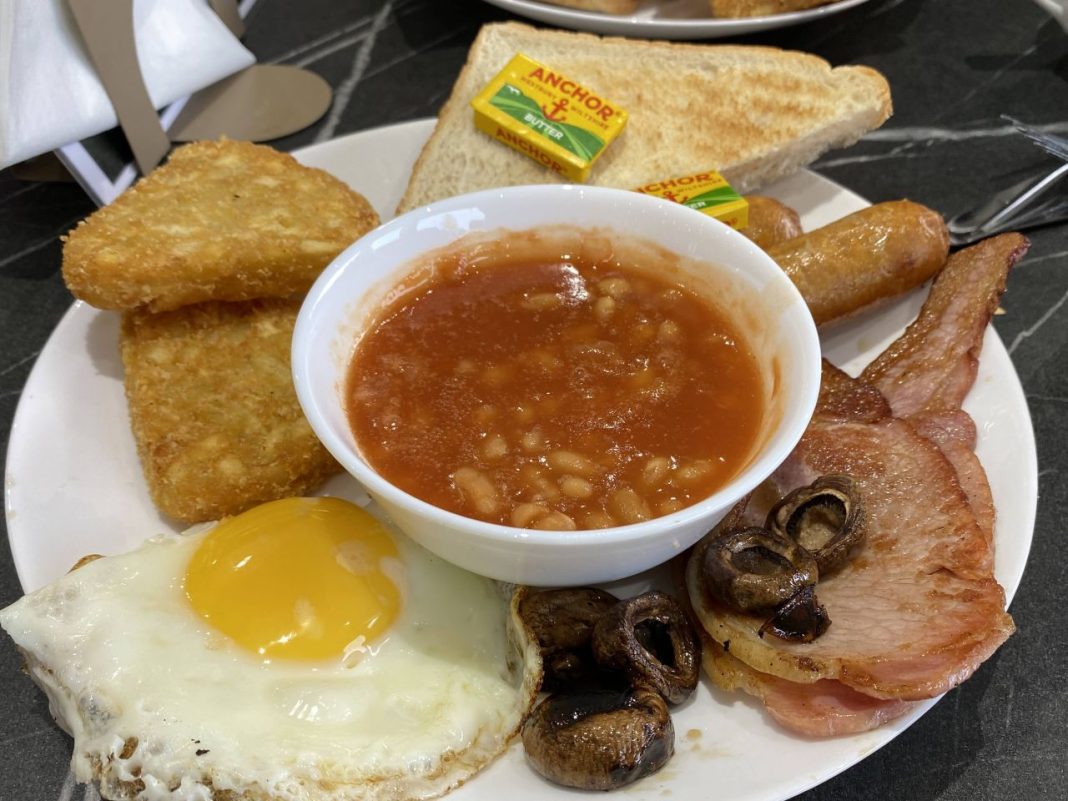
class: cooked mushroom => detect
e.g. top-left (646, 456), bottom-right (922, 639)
top-left (591, 591), bottom-right (699, 705)
top-left (522, 687), bottom-right (673, 790)
top-left (699, 526), bottom-right (818, 612)
top-left (758, 586), bottom-right (831, 642)
top-left (518, 587), bottom-right (619, 690)
top-left (766, 474), bottom-right (866, 574)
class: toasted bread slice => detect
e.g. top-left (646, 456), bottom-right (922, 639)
top-left (397, 22), bottom-right (890, 214)
top-left (64, 140), bottom-right (379, 312)
top-left (710, 0), bottom-right (839, 18)
top-left (121, 297), bottom-right (341, 524)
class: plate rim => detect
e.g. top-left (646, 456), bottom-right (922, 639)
top-left (1, 116), bottom-right (1038, 801)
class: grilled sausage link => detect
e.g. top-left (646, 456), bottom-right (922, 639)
top-left (741, 195), bottom-right (803, 250)
top-left (767, 200), bottom-right (950, 326)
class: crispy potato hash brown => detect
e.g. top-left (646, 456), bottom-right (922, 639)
top-left (63, 140), bottom-right (379, 312)
top-left (121, 298), bottom-right (341, 524)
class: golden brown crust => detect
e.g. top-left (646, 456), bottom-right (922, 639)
top-left (741, 195), bottom-right (803, 250)
top-left (121, 297), bottom-right (342, 524)
top-left (63, 140), bottom-right (379, 313)
top-left (397, 21), bottom-right (892, 214)
top-left (861, 233), bottom-right (1029, 415)
top-left (767, 200), bottom-right (949, 326)
top-left (68, 554), bottom-right (104, 573)
top-left (815, 361), bottom-right (892, 423)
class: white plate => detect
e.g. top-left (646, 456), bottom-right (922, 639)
top-left (4, 119), bottom-right (1037, 801)
top-left (481, 0), bottom-right (874, 40)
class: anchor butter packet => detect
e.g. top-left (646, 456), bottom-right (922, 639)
top-left (635, 171), bottom-right (749, 230)
top-left (471, 53), bottom-right (628, 182)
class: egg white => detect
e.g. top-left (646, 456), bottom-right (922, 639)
top-left (0, 521), bottom-right (541, 801)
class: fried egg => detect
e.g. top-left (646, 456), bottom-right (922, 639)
top-left (0, 497), bottom-right (541, 801)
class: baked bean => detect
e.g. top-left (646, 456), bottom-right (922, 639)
top-left (594, 295), bottom-right (616, 322)
top-left (658, 320), bottom-right (682, 342)
top-left (482, 434), bottom-right (508, 461)
top-left (453, 467), bottom-right (499, 516)
top-left (512, 503), bottom-right (548, 528)
top-left (675, 459), bottom-right (713, 486)
top-left (523, 292), bottom-right (562, 312)
top-left (560, 475), bottom-right (595, 499)
top-left (530, 477), bottom-right (562, 502)
top-left (522, 429), bottom-right (545, 452)
top-left (609, 488), bottom-right (652, 524)
top-left (346, 245), bottom-right (763, 530)
top-left (547, 450), bottom-right (600, 478)
top-left (583, 511), bottom-right (618, 529)
top-left (658, 498), bottom-right (685, 516)
top-left (520, 465), bottom-right (561, 502)
top-left (642, 457), bottom-right (672, 488)
top-left (598, 277), bottom-right (631, 298)
top-left (533, 511), bottom-right (577, 531)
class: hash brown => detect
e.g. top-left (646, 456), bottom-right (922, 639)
top-left (121, 297), bottom-right (341, 524)
top-left (63, 140), bottom-right (379, 312)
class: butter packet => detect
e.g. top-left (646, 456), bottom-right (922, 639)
top-left (471, 54), bottom-right (628, 182)
top-left (635, 172), bottom-right (749, 230)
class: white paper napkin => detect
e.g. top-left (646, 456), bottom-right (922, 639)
top-left (1033, 0), bottom-right (1068, 31)
top-left (0, 0), bottom-right (256, 170)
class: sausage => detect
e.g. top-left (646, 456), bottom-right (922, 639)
top-left (766, 200), bottom-right (950, 327)
top-left (741, 195), bottom-right (803, 250)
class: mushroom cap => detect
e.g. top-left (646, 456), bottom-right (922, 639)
top-left (521, 687), bottom-right (674, 791)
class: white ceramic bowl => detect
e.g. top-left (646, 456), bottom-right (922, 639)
top-left (293, 185), bottom-right (820, 586)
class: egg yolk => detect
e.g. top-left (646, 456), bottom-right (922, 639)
top-left (185, 497), bottom-right (402, 663)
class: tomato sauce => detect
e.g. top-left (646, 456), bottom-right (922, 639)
top-left (345, 241), bottom-right (764, 530)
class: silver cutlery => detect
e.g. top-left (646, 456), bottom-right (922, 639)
top-left (945, 117), bottom-right (1068, 246)
top-left (1003, 115), bottom-right (1068, 161)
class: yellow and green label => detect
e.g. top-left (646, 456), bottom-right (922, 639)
top-left (488, 84), bottom-right (606, 162)
top-left (635, 172), bottom-right (749, 230)
top-left (471, 54), bottom-right (628, 182)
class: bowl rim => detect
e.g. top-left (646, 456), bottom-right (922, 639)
top-left (293, 183), bottom-right (821, 547)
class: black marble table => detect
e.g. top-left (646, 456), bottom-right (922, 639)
top-left (2, 0), bottom-right (1066, 799)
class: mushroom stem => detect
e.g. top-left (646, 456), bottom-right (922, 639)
top-left (758, 586), bottom-right (831, 642)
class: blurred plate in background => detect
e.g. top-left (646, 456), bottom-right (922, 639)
top-left (480, 0), bottom-right (874, 40)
